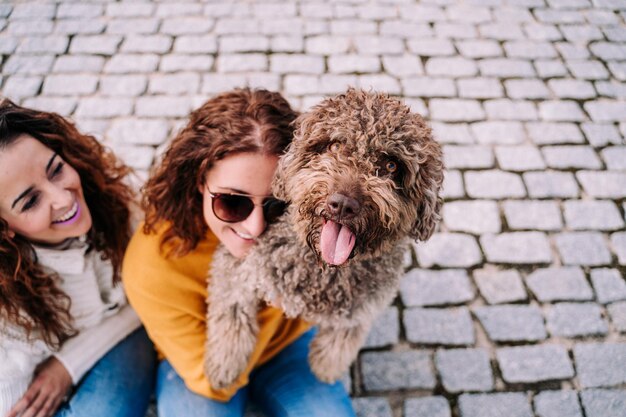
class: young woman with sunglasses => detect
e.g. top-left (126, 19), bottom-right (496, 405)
top-left (0, 100), bottom-right (155, 417)
top-left (122, 89), bottom-right (356, 417)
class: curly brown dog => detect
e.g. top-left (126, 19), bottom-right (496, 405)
top-left (204, 88), bottom-right (444, 388)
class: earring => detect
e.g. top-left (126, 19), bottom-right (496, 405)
top-left (7, 230), bottom-right (15, 238)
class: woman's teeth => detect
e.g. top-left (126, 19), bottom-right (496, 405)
top-left (235, 230), bottom-right (253, 240)
top-left (53, 202), bottom-right (78, 223)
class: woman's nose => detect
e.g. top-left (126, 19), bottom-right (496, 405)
top-left (49, 184), bottom-right (73, 211)
top-left (241, 205), bottom-right (266, 238)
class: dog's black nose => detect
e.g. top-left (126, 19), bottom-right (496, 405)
top-left (327, 193), bottom-right (360, 220)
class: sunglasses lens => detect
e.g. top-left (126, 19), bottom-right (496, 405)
top-left (263, 198), bottom-right (287, 223)
top-left (213, 194), bottom-right (254, 222)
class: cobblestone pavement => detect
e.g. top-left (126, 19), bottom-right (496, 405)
top-left (2, 0), bottom-right (626, 416)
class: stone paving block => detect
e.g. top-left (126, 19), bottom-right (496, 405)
top-left (148, 73), bottom-right (200, 95)
top-left (535, 59), bottom-right (569, 78)
top-left (43, 74), bottom-right (98, 96)
top-left (456, 39), bottom-right (503, 58)
top-left (470, 121), bottom-right (525, 145)
top-left (381, 55), bottom-right (423, 77)
top-left (270, 36), bottom-right (303, 53)
top-left (564, 200), bottom-right (624, 231)
top-left (443, 146), bottom-right (494, 169)
top-left (581, 123), bottom-right (623, 147)
top-left (363, 307), bottom-right (399, 349)
top-left (70, 35), bottom-right (122, 55)
top-left (526, 267), bottom-right (593, 302)
top-left (404, 397), bottom-right (451, 417)
top-left (400, 269), bottom-right (474, 307)
top-left (214, 18), bottom-right (259, 35)
top-left (407, 38), bottom-right (455, 56)
top-left (505, 41), bottom-right (558, 59)
top-left (56, 4), bottom-right (103, 19)
top-left (3, 55), bottom-right (55, 76)
top-left (357, 75), bottom-right (400, 95)
top-left (415, 233), bottom-right (482, 268)
top-left (458, 393), bottom-right (533, 417)
top-left (555, 42), bottom-right (590, 60)
top-left (0, 36), bottom-right (17, 54)
top-left (503, 200), bottom-right (563, 231)
top-left (1, 76), bottom-right (42, 100)
top-left (106, 18), bottom-right (159, 35)
top-left (542, 146), bottom-right (602, 169)
top-left (496, 344), bottom-right (574, 383)
top-left (8, 19), bottom-right (54, 35)
top-left (330, 20), bottom-right (376, 35)
top-left (436, 348), bottom-right (493, 392)
top-left (524, 171), bottom-right (579, 198)
top-left (611, 232), bottom-right (626, 265)
top-left (585, 100), bottom-right (626, 122)
top-left (442, 200), bottom-right (501, 234)
top-left (601, 146), bottom-right (626, 170)
top-left (590, 42), bottom-right (626, 61)
top-left (106, 3), bottom-right (155, 17)
top-left (156, 3), bottom-right (203, 17)
top-left (466, 170), bottom-right (526, 199)
top-left (403, 77), bottom-right (456, 98)
top-left (474, 305), bottom-right (547, 342)
top-left (523, 23), bottom-right (562, 40)
top-left (16, 36), bottom-right (69, 54)
top-left (495, 146), bottom-right (546, 171)
top-left (327, 55), bottom-right (380, 74)
top-left (561, 25), bottom-right (604, 43)
top-left (555, 232), bottom-right (612, 266)
top-left (574, 343), bottom-right (626, 388)
top-left (484, 100), bottom-right (538, 121)
top-left (535, 9), bottom-right (585, 24)
top-left (566, 60), bottom-right (610, 80)
top-left (380, 20), bottom-right (432, 38)
top-left (353, 36), bottom-right (404, 55)
top-left (441, 170), bottom-right (465, 199)
top-left (539, 101), bottom-right (586, 122)
top-left (304, 35), bottom-right (350, 55)
top-left (12, 3), bottom-right (56, 19)
top-left (121, 35), bottom-right (173, 53)
top-left (548, 79), bottom-right (597, 100)
top-left (479, 23), bottom-right (526, 40)
top-left (432, 123), bottom-right (474, 144)
top-left (217, 54), bottom-right (267, 73)
top-left (425, 57), bottom-right (478, 77)
top-left (135, 96), bottom-right (192, 118)
top-left (108, 144), bottom-right (155, 170)
top-left (173, 35), bottom-right (218, 54)
top-left (546, 302), bottom-right (609, 337)
top-left (104, 54), bottom-right (159, 74)
top-left (534, 391), bottom-right (583, 417)
top-left (591, 269), bottom-right (626, 304)
top-left (53, 55), bottom-right (105, 73)
top-left (107, 118), bottom-right (169, 146)
top-left (430, 99), bottom-right (485, 122)
top-left (54, 19), bottom-right (106, 35)
top-left (457, 78), bottom-right (504, 99)
top-left (405, 307), bottom-right (475, 346)
top-left (608, 62), bottom-right (626, 81)
top-left (100, 75), bottom-right (147, 97)
top-left (608, 301), bottom-right (626, 332)
top-left (352, 398), bottom-right (392, 417)
top-left (361, 351), bottom-right (436, 391)
top-left (75, 97), bottom-right (133, 118)
top-left (580, 389), bottom-right (626, 417)
top-left (474, 269), bottom-right (528, 304)
top-left (526, 122), bottom-right (585, 145)
top-left (22, 97), bottom-right (76, 117)
top-left (481, 232), bottom-right (552, 264)
top-left (447, 4), bottom-right (491, 23)
top-left (434, 22), bottom-right (477, 39)
top-left (577, 171), bottom-right (626, 198)
top-left (479, 58), bottom-right (536, 77)
top-left (160, 17), bottom-right (214, 35)
top-left (505, 79), bottom-right (551, 99)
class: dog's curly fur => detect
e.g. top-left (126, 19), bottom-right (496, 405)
top-left (204, 89), bottom-right (444, 388)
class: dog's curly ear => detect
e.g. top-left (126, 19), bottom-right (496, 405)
top-left (411, 173), bottom-right (443, 241)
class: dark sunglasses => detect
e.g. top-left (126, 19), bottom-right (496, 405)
top-left (206, 188), bottom-right (287, 224)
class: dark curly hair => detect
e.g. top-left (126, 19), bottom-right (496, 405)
top-left (142, 88), bottom-right (298, 256)
top-left (0, 99), bottom-right (135, 348)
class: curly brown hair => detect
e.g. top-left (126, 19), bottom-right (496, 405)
top-left (0, 99), bottom-right (135, 348)
top-left (143, 88), bottom-right (298, 256)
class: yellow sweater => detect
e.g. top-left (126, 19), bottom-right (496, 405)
top-left (122, 223), bottom-right (310, 401)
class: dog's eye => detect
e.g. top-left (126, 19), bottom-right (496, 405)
top-left (385, 161), bottom-right (397, 173)
top-left (329, 142), bottom-right (341, 153)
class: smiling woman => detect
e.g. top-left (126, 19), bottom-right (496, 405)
top-left (0, 100), bottom-right (156, 417)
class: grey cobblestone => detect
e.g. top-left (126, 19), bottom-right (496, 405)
top-left (601, 146), bottom-right (626, 170)
top-left (70, 35), bottom-right (122, 55)
top-left (548, 79), bottom-right (597, 100)
top-left (555, 42), bottom-right (590, 60)
top-left (474, 269), bottom-right (528, 304)
top-left (3, 55), bottom-right (55, 75)
top-left (121, 35), bottom-right (172, 54)
top-left (481, 232), bottom-right (552, 264)
top-left (106, 3), bottom-right (154, 17)
top-left (104, 54), bottom-right (159, 74)
top-left (526, 122), bottom-right (585, 145)
top-left (524, 23), bottom-right (562, 40)
top-left (457, 78), bottom-right (503, 99)
top-left (149, 73), bottom-right (200, 95)
top-left (404, 397), bottom-right (451, 417)
top-left (479, 58), bottom-right (536, 77)
top-left (577, 171), bottom-right (626, 198)
top-left (585, 100), bottom-right (626, 122)
top-left (456, 39), bottom-right (502, 58)
top-left (400, 269), bottom-right (474, 307)
top-left (425, 57), bottom-right (478, 77)
top-left (430, 99), bottom-right (485, 122)
top-left (352, 398), bottom-right (392, 417)
top-left (363, 307), bottom-right (398, 349)
top-left (524, 171), bottom-right (579, 198)
top-left (354, 36), bottom-right (403, 55)
top-left (16, 36), bottom-right (68, 54)
top-left (505, 79), bottom-right (550, 99)
top-left (535, 59), bottom-right (569, 77)
top-left (566, 60), bottom-right (610, 80)
top-left (458, 393), bottom-right (533, 417)
top-left (75, 97), bottom-right (132, 118)
top-left (8, 20), bottom-right (53, 35)
top-left (106, 118), bottom-right (169, 146)
top-left (608, 302), bottom-right (626, 333)
top-left (465, 170), bottom-right (526, 199)
top-left (503, 200), bottom-right (563, 231)
top-left (495, 146), bottom-right (546, 171)
top-left (555, 232), bottom-right (612, 266)
top-left (436, 348), bottom-right (493, 392)
top-left (574, 343), bottom-right (626, 388)
top-left (107, 18), bottom-right (159, 35)
top-left (405, 307), bottom-right (475, 346)
top-left (54, 19), bottom-right (105, 35)
top-left (596, 80), bottom-right (626, 97)
top-left (442, 200), bottom-right (501, 234)
top-left (496, 344), bottom-right (574, 383)
top-left (580, 389), bottom-right (626, 417)
top-left (432, 123), bottom-right (474, 144)
top-left (415, 233), bottom-right (482, 268)
top-left (22, 97), bottom-right (76, 116)
top-left (407, 38), bottom-right (455, 56)
top-left (474, 305), bottom-right (547, 342)
top-left (471, 121), bottom-right (525, 145)
top-left (43, 74), bottom-right (98, 96)
top-left (591, 269), bottom-right (626, 304)
top-left (564, 200), bottom-right (624, 231)
top-left (441, 170), bottom-right (465, 199)
top-left (611, 232), bottom-right (626, 266)
top-left (434, 22), bottom-right (477, 39)
top-left (361, 351), bottom-right (435, 391)
top-left (53, 55), bottom-right (104, 73)
top-left (100, 75), bottom-right (147, 97)
top-left (526, 267), bottom-right (593, 302)
top-left (328, 55), bottom-right (380, 74)
top-left (135, 96), bottom-right (192, 118)
top-left (479, 23), bottom-right (525, 40)
top-left (484, 100), bottom-right (538, 121)
top-left (581, 123), bottom-right (624, 147)
top-left (1, 76), bottom-right (42, 100)
top-left (546, 302), bottom-right (609, 337)
top-left (505, 41), bottom-right (558, 59)
top-left (443, 146), bottom-right (494, 169)
top-left (542, 146), bottom-right (602, 169)
top-left (534, 391), bottom-right (583, 417)
top-left (539, 101), bottom-right (586, 122)
top-left (403, 77), bottom-right (456, 98)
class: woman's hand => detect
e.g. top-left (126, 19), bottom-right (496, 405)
top-left (6, 357), bottom-right (72, 417)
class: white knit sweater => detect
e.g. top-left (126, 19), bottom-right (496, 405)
top-left (0, 238), bottom-right (141, 415)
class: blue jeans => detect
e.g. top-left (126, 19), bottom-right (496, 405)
top-left (54, 327), bottom-right (156, 417)
top-left (156, 329), bottom-right (356, 417)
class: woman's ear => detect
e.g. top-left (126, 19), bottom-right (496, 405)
top-left (7, 229), bottom-right (15, 239)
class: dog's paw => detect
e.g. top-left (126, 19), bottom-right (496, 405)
top-left (307, 338), bottom-right (350, 383)
top-left (204, 353), bottom-right (244, 390)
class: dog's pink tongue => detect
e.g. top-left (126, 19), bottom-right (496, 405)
top-left (320, 220), bottom-right (356, 265)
